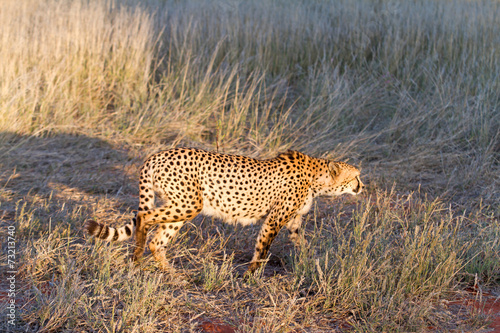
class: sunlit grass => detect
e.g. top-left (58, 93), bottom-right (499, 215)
top-left (0, 0), bottom-right (498, 331)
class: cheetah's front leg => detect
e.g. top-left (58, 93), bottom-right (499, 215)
top-left (247, 208), bottom-right (294, 274)
top-left (286, 214), bottom-right (307, 247)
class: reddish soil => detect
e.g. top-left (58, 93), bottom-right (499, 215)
top-left (476, 297), bottom-right (500, 332)
top-left (447, 290), bottom-right (500, 332)
top-left (198, 318), bottom-right (237, 333)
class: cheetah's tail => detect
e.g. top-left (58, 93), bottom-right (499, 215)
top-left (84, 217), bottom-right (135, 242)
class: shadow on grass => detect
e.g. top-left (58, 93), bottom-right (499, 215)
top-left (0, 131), bottom-right (137, 197)
top-left (0, 131), bottom-right (142, 237)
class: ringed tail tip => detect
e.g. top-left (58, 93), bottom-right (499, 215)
top-left (85, 220), bottom-right (102, 237)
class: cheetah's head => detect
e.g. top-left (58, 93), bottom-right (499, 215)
top-left (320, 161), bottom-right (364, 196)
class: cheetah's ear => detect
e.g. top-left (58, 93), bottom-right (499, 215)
top-left (328, 161), bottom-right (341, 177)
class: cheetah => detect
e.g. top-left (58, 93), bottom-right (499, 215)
top-left (85, 148), bottom-right (364, 273)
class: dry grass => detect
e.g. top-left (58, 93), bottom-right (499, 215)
top-left (0, 0), bottom-right (499, 331)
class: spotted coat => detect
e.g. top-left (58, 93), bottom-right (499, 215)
top-left (86, 148), bottom-right (364, 273)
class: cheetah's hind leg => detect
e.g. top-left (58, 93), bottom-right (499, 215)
top-left (148, 221), bottom-right (185, 270)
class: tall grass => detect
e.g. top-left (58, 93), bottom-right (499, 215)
top-left (1, 0), bottom-right (498, 204)
top-left (0, 0), bottom-right (499, 331)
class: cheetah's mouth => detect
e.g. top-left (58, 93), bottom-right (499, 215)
top-left (353, 176), bottom-right (364, 194)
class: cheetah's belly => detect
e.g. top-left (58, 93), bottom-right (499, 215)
top-left (296, 191), bottom-right (314, 215)
top-left (200, 198), bottom-right (262, 226)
